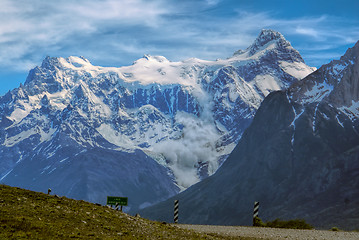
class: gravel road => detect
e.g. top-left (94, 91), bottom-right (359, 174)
top-left (175, 224), bottom-right (359, 240)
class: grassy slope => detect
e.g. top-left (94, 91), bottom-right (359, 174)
top-left (0, 184), bottom-right (256, 239)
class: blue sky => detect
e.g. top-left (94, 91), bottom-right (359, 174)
top-left (0, 0), bottom-right (358, 96)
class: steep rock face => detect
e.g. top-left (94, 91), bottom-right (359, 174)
top-left (0, 30), bottom-right (314, 210)
top-left (140, 41), bottom-right (359, 230)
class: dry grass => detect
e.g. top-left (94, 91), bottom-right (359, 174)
top-left (0, 184), bottom-right (252, 239)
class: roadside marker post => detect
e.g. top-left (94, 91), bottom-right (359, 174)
top-left (253, 201), bottom-right (259, 226)
top-left (174, 200), bottom-right (179, 224)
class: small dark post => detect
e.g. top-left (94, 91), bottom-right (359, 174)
top-left (47, 188), bottom-right (51, 194)
top-left (174, 200), bottom-right (179, 224)
top-left (253, 201), bottom-right (259, 226)
top-left (115, 203), bottom-right (123, 212)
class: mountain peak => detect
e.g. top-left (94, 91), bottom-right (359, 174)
top-left (340, 40), bottom-right (359, 63)
top-left (247, 29), bottom-right (290, 56)
top-left (232, 29), bottom-right (303, 63)
top-left (40, 56), bottom-right (61, 69)
top-left (258, 29), bottom-right (285, 42)
top-left (143, 54), bottom-right (169, 62)
top-left (131, 54), bottom-right (170, 66)
top-left (40, 56), bottom-right (93, 70)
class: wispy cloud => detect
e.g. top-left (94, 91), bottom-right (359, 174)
top-left (205, 0), bottom-right (222, 6)
top-left (0, 0), bottom-right (172, 70)
top-left (0, 0), bottom-right (358, 76)
top-left (66, 0), bottom-right (170, 26)
top-left (295, 27), bottom-right (320, 38)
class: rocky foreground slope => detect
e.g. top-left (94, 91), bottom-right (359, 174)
top-left (2, 184), bottom-right (358, 240)
top-left (0, 184), bottom-right (234, 239)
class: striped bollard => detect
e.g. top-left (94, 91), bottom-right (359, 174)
top-left (174, 200), bottom-right (179, 224)
top-left (115, 202), bottom-right (123, 212)
top-left (253, 201), bottom-right (259, 226)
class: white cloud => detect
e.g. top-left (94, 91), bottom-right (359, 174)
top-left (205, 0), bottom-right (221, 6)
top-left (295, 27), bottom-right (320, 38)
top-left (65, 0), bottom-right (169, 26)
top-left (0, 0), bottom-right (172, 70)
top-left (152, 111), bottom-right (222, 189)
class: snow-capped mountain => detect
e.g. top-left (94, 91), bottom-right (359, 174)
top-left (140, 40), bottom-right (359, 229)
top-left (0, 30), bottom-right (314, 210)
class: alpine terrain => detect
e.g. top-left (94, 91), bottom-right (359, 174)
top-left (140, 40), bottom-right (359, 230)
top-left (0, 30), bottom-right (314, 211)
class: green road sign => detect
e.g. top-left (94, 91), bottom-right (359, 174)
top-left (107, 196), bottom-right (128, 206)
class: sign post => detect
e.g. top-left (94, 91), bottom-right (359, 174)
top-left (107, 196), bottom-right (128, 211)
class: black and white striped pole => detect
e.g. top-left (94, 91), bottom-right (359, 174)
top-left (115, 203), bottom-right (120, 211)
top-left (174, 200), bottom-right (179, 224)
top-left (253, 201), bottom-right (259, 226)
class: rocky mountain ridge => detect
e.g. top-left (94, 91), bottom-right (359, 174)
top-left (139, 40), bottom-right (359, 229)
top-left (0, 29), bottom-right (314, 210)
